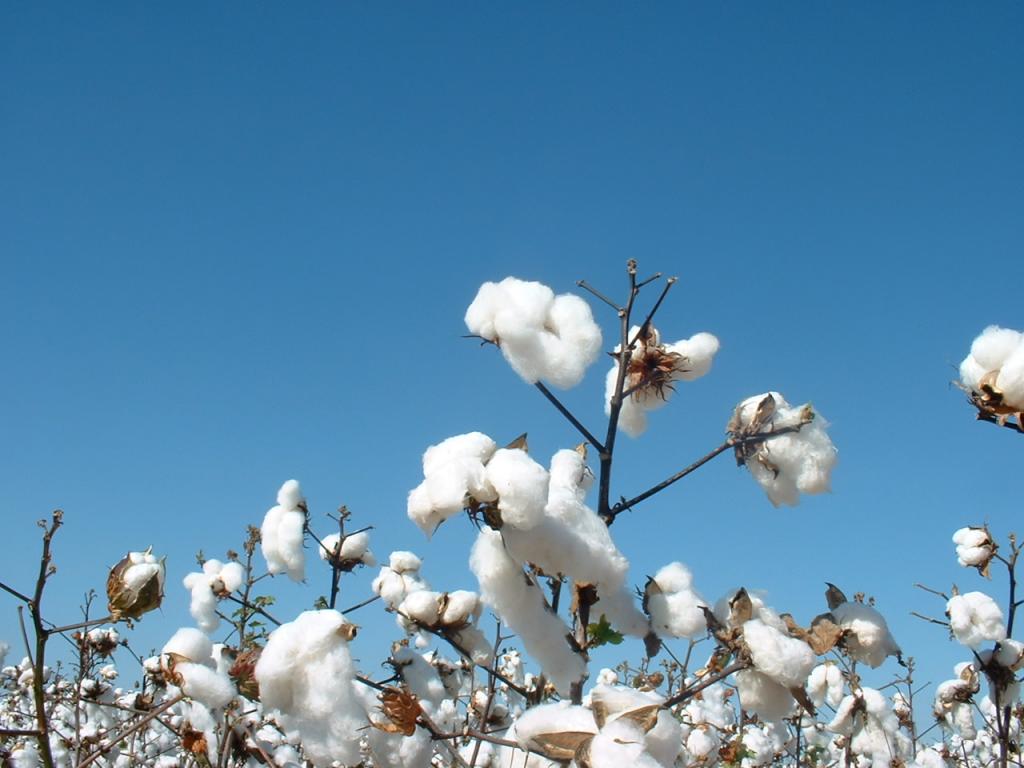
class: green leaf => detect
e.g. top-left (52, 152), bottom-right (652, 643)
top-left (587, 614), bottom-right (624, 648)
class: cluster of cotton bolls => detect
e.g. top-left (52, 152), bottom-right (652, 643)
top-left (960, 325), bottom-right (1024, 415)
top-left (728, 392), bottom-right (837, 507)
top-left (824, 687), bottom-right (913, 767)
top-left (953, 526), bottom-right (997, 576)
top-left (465, 276), bottom-right (603, 389)
top-left (606, 324), bottom-right (720, 437)
top-left (946, 590), bottom-right (1007, 648)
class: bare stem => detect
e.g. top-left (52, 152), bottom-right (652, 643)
top-left (662, 660), bottom-right (749, 709)
top-left (533, 382), bottom-right (604, 452)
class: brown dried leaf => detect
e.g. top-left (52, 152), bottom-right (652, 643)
top-left (789, 685), bottom-right (817, 716)
top-left (730, 588), bottom-right (753, 626)
top-left (374, 688), bottom-right (421, 737)
top-left (807, 613), bottom-right (843, 655)
top-left (618, 704), bottom-right (662, 733)
top-left (825, 583), bottom-right (847, 611)
top-left (748, 393), bottom-right (777, 433)
top-left (529, 731), bottom-right (596, 760)
top-left (505, 433), bottom-right (529, 452)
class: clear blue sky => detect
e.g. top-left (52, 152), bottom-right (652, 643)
top-left (2, 3), bottom-right (1022, 698)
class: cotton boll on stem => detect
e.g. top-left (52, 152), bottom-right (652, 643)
top-left (947, 591), bottom-right (1006, 648)
top-left (260, 480), bottom-right (307, 582)
top-left (407, 432), bottom-right (498, 536)
top-left (484, 448), bottom-right (549, 530)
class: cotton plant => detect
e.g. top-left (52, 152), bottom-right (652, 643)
top-left (106, 547), bottom-right (166, 620)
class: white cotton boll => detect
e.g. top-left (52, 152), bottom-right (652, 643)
top-left (391, 648), bottom-right (446, 707)
top-left (593, 586), bottom-right (651, 638)
top-left (959, 353), bottom-right (987, 391)
top-left (513, 702), bottom-right (597, 749)
top-left (254, 610), bottom-right (363, 768)
top-left (485, 448), bottom-right (549, 530)
top-left (647, 562), bottom-right (708, 639)
top-left (548, 448), bottom-right (593, 502)
top-left (590, 684), bottom-right (681, 766)
top-left (400, 590), bottom-right (442, 626)
top-left (163, 628), bottom-right (214, 665)
top-left (339, 531), bottom-right (373, 563)
top-left (714, 589), bottom-right (786, 632)
top-left (735, 670), bottom-right (794, 722)
top-left (914, 747), bottom-right (948, 768)
top-left (451, 625), bottom-right (494, 665)
top-left (465, 278), bottom-right (602, 389)
top-left (174, 661), bottom-right (235, 709)
top-left (441, 590), bottom-right (480, 626)
top-left (969, 326), bottom-right (1023, 372)
top-left (670, 332), bottom-right (720, 382)
top-left (807, 663), bottom-right (844, 709)
top-left (996, 345), bottom-right (1024, 409)
top-left (261, 503), bottom-right (306, 582)
top-left (276, 479), bottom-right (304, 510)
top-left (184, 574), bottom-right (220, 634)
top-left (319, 533), bottom-right (340, 560)
top-left (831, 601), bottom-right (901, 668)
top-left (953, 527), bottom-right (995, 568)
top-left (470, 529), bottom-right (586, 696)
top-left (409, 433), bottom-right (499, 535)
top-left (605, 364), bottom-right (649, 437)
top-left (390, 551), bottom-right (422, 573)
top-left (422, 432), bottom-right (497, 475)
top-left (995, 638), bottom-right (1024, 670)
top-left (947, 592), bottom-right (1006, 648)
top-left (686, 726), bottom-right (720, 759)
top-left (218, 561), bottom-right (244, 591)
top-left (743, 619), bottom-right (815, 688)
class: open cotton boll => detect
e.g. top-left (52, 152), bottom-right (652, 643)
top-left (484, 448), bottom-right (549, 530)
top-left (173, 661), bottom-right (236, 709)
top-left (969, 326), bottom-right (1023, 372)
top-left (996, 345), bottom-right (1024, 408)
top-left (589, 684), bottom-right (681, 766)
top-left (807, 663), bottom-right (844, 709)
top-left (399, 590), bottom-right (443, 627)
top-left (513, 702), bottom-right (597, 750)
top-left (953, 527), bottom-right (995, 568)
top-left (261, 481), bottom-right (307, 582)
top-left (831, 601), bottom-right (900, 668)
top-left (254, 610), bottom-right (363, 768)
top-left (372, 555), bottom-right (429, 610)
top-left (465, 277), bottom-right (602, 389)
top-left (947, 591), bottom-right (1006, 648)
top-left (470, 529), bottom-right (586, 696)
top-left (408, 432), bottom-right (498, 535)
top-left (163, 628), bottom-right (214, 666)
top-left (440, 590), bottom-right (481, 626)
top-left (646, 562), bottom-right (708, 639)
top-left (735, 670), bottom-right (794, 722)
top-left (743, 619), bottom-right (815, 688)
top-left (605, 326), bottom-right (720, 437)
top-left (730, 393), bottom-right (837, 507)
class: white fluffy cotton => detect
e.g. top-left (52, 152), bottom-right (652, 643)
top-left (254, 610), bottom-right (364, 767)
top-left (743, 618), bottom-right (815, 689)
top-left (807, 663), bottom-right (844, 709)
top-left (731, 393), bottom-right (837, 507)
top-left (261, 479), bottom-right (306, 582)
top-left (319, 531), bottom-right (376, 567)
top-left (465, 277), bottom-right (603, 389)
top-left (407, 432), bottom-right (498, 535)
top-left (735, 669), bottom-right (794, 722)
top-left (960, 326), bottom-right (1024, 409)
top-left (606, 326), bottom-right (720, 438)
top-left (160, 628), bottom-right (235, 709)
top-left (484, 448), bottom-right (549, 530)
top-left (831, 601), bottom-right (901, 668)
top-left (372, 551), bottom-right (429, 609)
top-left (947, 591), bottom-right (1006, 648)
top-left (183, 559), bottom-right (245, 634)
top-left (645, 562), bottom-right (708, 639)
top-left (952, 527), bottom-right (995, 569)
top-left (470, 529), bottom-right (586, 696)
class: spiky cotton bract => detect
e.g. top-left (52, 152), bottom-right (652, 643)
top-left (730, 392), bottom-right (836, 507)
top-left (606, 325), bottom-right (720, 437)
top-left (260, 479), bottom-right (306, 582)
top-left (254, 610), bottom-right (362, 767)
top-left (465, 277), bottom-right (602, 389)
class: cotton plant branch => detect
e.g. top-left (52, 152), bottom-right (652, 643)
top-left (661, 659), bottom-right (750, 709)
top-left (76, 693), bottom-right (185, 768)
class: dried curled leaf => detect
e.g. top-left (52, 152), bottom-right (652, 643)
top-left (372, 688), bottom-right (421, 737)
top-left (527, 731), bottom-right (595, 761)
top-left (825, 582), bottom-right (848, 611)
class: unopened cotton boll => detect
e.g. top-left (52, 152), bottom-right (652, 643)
top-left (947, 591), bottom-right (1006, 648)
top-left (465, 277), bottom-right (602, 389)
top-left (107, 548), bottom-right (165, 620)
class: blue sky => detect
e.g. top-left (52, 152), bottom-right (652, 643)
top-left (2, 3), bottom-right (1022, 699)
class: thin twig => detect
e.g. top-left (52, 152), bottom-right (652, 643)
top-left (576, 280), bottom-right (620, 310)
top-left (662, 660), bottom-right (749, 709)
top-left (341, 593), bottom-right (381, 615)
top-left (0, 580), bottom-right (33, 605)
top-left (533, 382), bottom-right (604, 452)
top-left (910, 611), bottom-right (949, 627)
